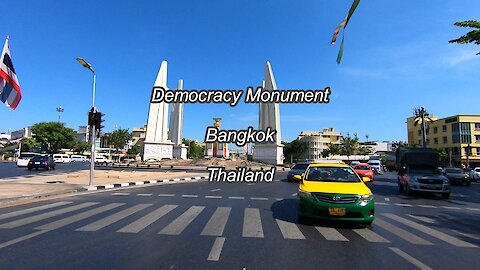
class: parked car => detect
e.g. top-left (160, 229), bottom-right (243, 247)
top-left (17, 152), bottom-right (40, 167)
top-left (442, 167), bottom-right (471, 186)
top-left (287, 162), bottom-right (311, 181)
top-left (350, 161), bottom-right (361, 166)
top-left (53, 154), bottom-right (71, 163)
top-left (470, 167), bottom-right (480, 182)
top-left (353, 163), bottom-right (374, 182)
top-left (95, 156), bottom-right (113, 165)
top-left (27, 155), bottom-right (55, 170)
top-left (71, 155), bottom-right (88, 162)
top-left (367, 160), bottom-right (383, 174)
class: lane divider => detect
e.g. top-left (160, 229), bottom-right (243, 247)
top-left (86, 176), bottom-right (208, 191)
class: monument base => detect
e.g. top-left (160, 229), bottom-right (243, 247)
top-left (173, 144), bottom-right (188, 159)
top-left (142, 141), bottom-right (174, 161)
top-left (253, 143), bottom-right (284, 165)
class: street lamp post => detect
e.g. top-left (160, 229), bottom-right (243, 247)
top-left (56, 106), bottom-right (64, 123)
top-left (76, 57), bottom-right (96, 187)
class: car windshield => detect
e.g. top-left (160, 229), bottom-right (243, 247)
top-left (476, 169), bottom-right (480, 172)
top-left (31, 156), bottom-right (48, 161)
top-left (410, 167), bottom-right (441, 175)
top-left (446, 168), bottom-right (462, 174)
top-left (292, 164), bottom-right (309, 171)
top-left (305, 166), bottom-right (360, 182)
top-left (354, 165), bottom-right (370, 170)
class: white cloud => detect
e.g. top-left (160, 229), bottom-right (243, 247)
top-left (443, 48), bottom-right (479, 66)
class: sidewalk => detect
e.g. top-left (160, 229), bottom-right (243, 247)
top-left (0, 170), bottom-right (208, 206)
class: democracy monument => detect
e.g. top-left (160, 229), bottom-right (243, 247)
top-left (142, 60), bottom-right (284, 165)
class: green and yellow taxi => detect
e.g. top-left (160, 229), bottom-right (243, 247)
top-left (295, 161), bottom-right (375, 225)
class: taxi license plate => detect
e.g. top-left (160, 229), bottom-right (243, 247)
top-left (328, 208), bottom-right (346, 216)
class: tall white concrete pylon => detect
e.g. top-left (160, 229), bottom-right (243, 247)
top-left (168, 80), bottom-right (188, 159)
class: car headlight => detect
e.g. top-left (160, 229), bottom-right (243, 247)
top-left (443, 179), bottom-right (450, 185)
top-left (298, 189), bottom-right (313, 199)
top-left (359, 193), bottom-right (374, 206)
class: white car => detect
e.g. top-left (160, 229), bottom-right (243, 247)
top-left (367, 160), bottom-right (383, 174)
top-left (470, 167), bottom-right (480, 181)
top-left (95, 156), bottom-right (113, 165)
top-left (71, 155), bottom-right (88, 162)
top-left (17, 152), bottom-right (40, 167)
top-left (53, 154), bottom-right (71, 163)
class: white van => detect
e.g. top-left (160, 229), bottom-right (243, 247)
top-left (53, 154), bottom-right (71, 163)
top-left (17, 152), bottom-right (40, 167)
top-left (95, 156), bottom-right (113, 165)
top-left (71, 155), bottom-right (88, 162)
top-left (367, 160), bottom-right (383, 174)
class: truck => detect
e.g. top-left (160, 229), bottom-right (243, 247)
top-left (396, 147), bottom-right (450, 199)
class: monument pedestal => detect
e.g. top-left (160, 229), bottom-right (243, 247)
top-left (253, 143), bottom-right (284, 165)
top-left (142, 141), bottom-right (174, 161)
top-left (173, 144), bottom-right (188, 159)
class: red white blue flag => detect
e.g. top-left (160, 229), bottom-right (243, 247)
top-left (0, 36), bottom-right (22, 110)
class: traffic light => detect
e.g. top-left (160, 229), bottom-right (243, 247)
top-left (95, 111), bottom-right (105, 133)
top-left (88, 109), bottom-right (97, 126)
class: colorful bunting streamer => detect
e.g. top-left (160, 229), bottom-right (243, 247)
top-left (332, 0), bottom-right (360, 64)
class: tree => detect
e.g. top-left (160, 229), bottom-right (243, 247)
top-left (31, 122), bottom-right (76, 153)
top-left (322, 143), bottom-right (341, 158)
top-left (20, 138), bottom-right (40, 152)
top-left (73, 141), bottom-right (90, 154)
top-left (340, 136), bottom-right (360, 157)
top-left (109, 129), bottom-right (132, 152)
top-left (283, 139), bottom-right (308, 163)
top-left (127, 145), bottom-right (142, 155)
top-left (449, 20), bottom-right (480, 55)
top-left (182, 139), bottom-right (204, 159)
top-left (357, 145), bottom-right (373, 155)
top-left (413, 107), bottom-right (435, 148)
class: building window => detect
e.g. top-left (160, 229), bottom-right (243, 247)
top-left (475, 123), bottom-right (480, 131)
top-left (476, 135), bottom-right (480, 143)
top-left (453, 147), bottom-right (460, 155)
top-left (426, 128), bottom-right (429, 136)
top-left (434, 138), bottom-right (438, 144)
top-left (418, 140), bottom-right (421, 145)
top-left (426, 139), bottom-right (430, 145)
top-left (433, 127), bottom-right (438, 134)
top-left (477, 148), bottom-right (480, 155)
top-left (442, 125), bottom-right (447, 132)
top-left (452, 122), bottom-right (472, 144)
top-left (443, 136), bottom-right (447, 144)
top-left (418, 130), bottom-right (421, 136)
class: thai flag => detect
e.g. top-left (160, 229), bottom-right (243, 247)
top-left (0, 36), bottom-right (22, 110)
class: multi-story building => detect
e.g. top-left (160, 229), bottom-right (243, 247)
top-left (297, 128), bottom-right (342, 161)
top-left (407, 114), bottom-right (480, 167)
top-left (10, 127), bottom-right (32, 141)
top-left (76, 126), bottom-right (90, 142)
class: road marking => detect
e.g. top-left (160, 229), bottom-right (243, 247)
top-left (205, 195), bottom-right (222, 199)
top-left (35, 203), bottom-right (124, 230)
top-left (159, 206), bottom-right (205, 235)
top-left (407, 214), bottom-right (436, 224)
top-left (275, 198), bottom-right (283, 201)
top-left (451, 229), bottom-right (480, 240)
top-left (417, 205), bottom-right (437, 208)
top-left (0, 230), bottom-right (50, 249)
top-left (182, 194), bottom-right (199, 198)
top-left (76, 204), bottom-right (151, 231)
top-left (112, 193), bottom-right (130, 196)
top-left (137, 194), bottom-right (152, 196)
top-left (228, 196), bottom-right (244, 200)
top-left (0, 201), bottom-right (72, 221)
top-left (389, 247), bottom-right (432, 270)
top-left (315, 227), bottom-right (348, 241)
top-left (353, 228), bottom-right (390, 243)
top-left (384, 198), bottom-right (390, 201)
top-left (276, 219), bottom-right (305, 239)
top-left (291, 193), bottom-right (297, 196)
top-left (117, 205), bottom-right (178, 233)
top-left (441, 206), bottom-right (461, 210)
top-left (376, 202), bottom-right (390, 205)
top-left (383, 213), bottom-right (477, 248)
top-left (201, 207), bottom-right (231, 236)
top-left (250, 197), bottom-right (269, 201)
top-left (394, 203), bottom-right (413, 207)
top-left (247, 183), bottom-right (255, 185)
top-left (158, 194), bottom-right (175, 197)
top-left (466, 208), bottom-right (480, 211)
top-left (242, 208), bottom-right (264, 238)
top-left (210, 188), bottom-right (221, 192)
top-left (374, 218), bottom-right (433, 245)
top-left (0, 202), bottom-right (98, 229)
top-left (207, 237), bottom-right (225, 261)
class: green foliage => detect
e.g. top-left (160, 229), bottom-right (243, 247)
top-left (109, 129), bottom-right (132, 151)
top-left (340, 136), bottom-right (360, 156)
top-left (73, 141), bottom-right (90, 154)
top-left (435, 148), bottom-right (449, 166)
top-left (449, 20), bottom-right (480, 55)
top-left (322, 144), bottom-right (341, 158)
top-left (127, 145), bottom-right (142, 155)
top-left (183, 139), bottom-right (204, 159)
top-left (0, 150), bottom-right (13, 159)
top-left (357, 145), bottom-right (373, 155)
top-left (413, 107), bottom-right (435, 148)
top-left (31, 122), bottom-right (76, 153)
top-left (20, 138), bottom-right (40, 152)
top-left (283, 139), bottom-right (309, 162)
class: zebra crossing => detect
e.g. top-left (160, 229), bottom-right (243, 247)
top-left (0, 201), bottom-right (478, 250)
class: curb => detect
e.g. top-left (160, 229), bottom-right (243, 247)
top-left (85, 176), bottom-right (209, 191)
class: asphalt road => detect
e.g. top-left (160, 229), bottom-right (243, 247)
top-left (0, 161), bottom-right (90, 179)
top-left (0, 171), bottom-right (479, 269)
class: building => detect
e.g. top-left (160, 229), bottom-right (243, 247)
top-left (131, 125), bottom-right (147, 149)
top-left (10, 127), bottom-right (32, 141)
top-left (297, 128), bottom-right (342, 161)
top-left (76, 126), bottom-right (90, 142)
top-left (407, 114), bottom-right (480, 167)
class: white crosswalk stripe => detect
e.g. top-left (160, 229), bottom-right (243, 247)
top-left (117, 205), bottom-right (178, 233)
top-left (406, 214), bottom-right (436, 224)
top-left (242, 208), bottom-right (264, 238)
top-left (35, 203), bottom-right (124, 231)
top-left (76, 204), bottom-right (152, 232)
top-left (315, 227), bottom-right (348, 241)
top-left (159, 206), bottom-right (205, 235)
top-left (276, 219), bottom-right (305, 239)
top-left (374, 218), bottom-right (433, 245)
top-left (383, 213), bottom-right (477, 248)
top-left (353, 228), bottom-right (390, 243)
top-left (201, 207), bottom-right (231, 237)
top-left (0, 202), bottom-right (98, 229)
top-left (0, 201), bottom-right (72, 221)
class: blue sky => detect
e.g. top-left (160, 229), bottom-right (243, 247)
top-left (1, 0), bottom-right (479, 142)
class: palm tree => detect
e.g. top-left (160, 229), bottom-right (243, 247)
top-left (413, 107), bottom-right (436, 148)
top-left (449, 20), bottom-right (480, 55)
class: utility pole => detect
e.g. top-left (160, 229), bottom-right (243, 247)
top-left (56, 106), bottom-right (64, 123)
